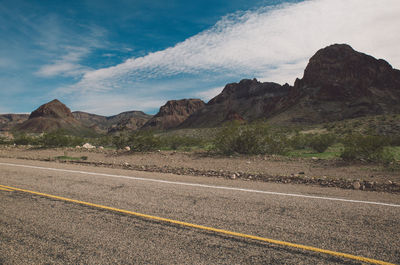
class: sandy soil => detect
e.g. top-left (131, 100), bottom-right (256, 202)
top-left (0, 145), bottom-right (399, 192)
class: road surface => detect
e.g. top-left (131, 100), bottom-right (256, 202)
top-left (0, 157), bottom-right (399, 264)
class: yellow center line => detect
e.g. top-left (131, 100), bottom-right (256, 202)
top-left (0, 187), bottom-right (13, 191)
top-left (0, 184), bottom-right (395, 265)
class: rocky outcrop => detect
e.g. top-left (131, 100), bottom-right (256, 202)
top-left (269, 44), bottom-right (400, 124)
top-left (107, 111), bottom-right (152, 132)
top-left (181, 79), bottom-right (290, 128)
top-left (143, 99), bottom-right (205, 130)
top-left (17, 99), bottom-right (93, 134)
top-left (29, 99), bottom-right (74, 119)
top-left (182, 44), bottom-right (400, 127)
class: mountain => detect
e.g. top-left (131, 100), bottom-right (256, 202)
top-left (73, 111), bottom-right (152, 133)
top-left (17, 99), bottom-right (94, 134)
top-left (142, 99), bottom-right (205, 130)
top-left (181, 44), bottom-right (400, 127)
top-left (268, 44), bottom-right (400, 124)
top-left (0, 114), bottom-right (29, 131)
top-left (107, 111), bottom-right (153, 132)
top-left (181, 79), bottom-right (290, 128)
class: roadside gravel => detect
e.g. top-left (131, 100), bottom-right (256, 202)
top-left (0, 146), bottom-right (399, 193)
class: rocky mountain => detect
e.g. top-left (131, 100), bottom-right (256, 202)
top-left (181, 79), bottom-right (290, 128)
top-left (17, 99), bottom-right (93, 134)
top-left (73, 110), bottom-right (152, 133)
top-left (266, 44), bottom-right (400, 124)
top-left (0, 114), bottom-right (29, 131)
top-left (107, 111), bottom-right (152, 132)
top-left (142, 99), bottom-right (205, 130)
top-left (182, 44), bottom-right (400, 127)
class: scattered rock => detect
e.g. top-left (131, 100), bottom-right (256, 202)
top-left (98, 146), bottom-right (104, 150)
top-left (82, 143), bottom-right (95, 149)
top-left (124, 146), bottom-right (131, 151)
top-left (353, 181), bottom-right (361, 190)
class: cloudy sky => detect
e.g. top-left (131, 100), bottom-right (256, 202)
top-left (1, 0), bottom-right (399, 115)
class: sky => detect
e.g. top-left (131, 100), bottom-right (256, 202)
top-left (1, 0), bottom-right (399, 116)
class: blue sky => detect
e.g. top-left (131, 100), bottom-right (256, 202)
top-left (1, 0), bottom-right (399, 115)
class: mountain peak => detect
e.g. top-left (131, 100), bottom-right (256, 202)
top-left (29, 99), bottom-right (74, 119)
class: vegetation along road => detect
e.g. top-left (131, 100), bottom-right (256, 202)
top-left (0, 157), bottom-right (399, 264)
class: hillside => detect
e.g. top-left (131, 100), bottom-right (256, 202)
top-left (16, 99), bottom-right (94, 135)
top-left (181, 44), bottom-right (400, 128)
top-left (142, 99), bottom-right (205, 130)
top-left (73, 111), bottom-right (152, 133)
top-left (0, 114), bottom-right (29, 131)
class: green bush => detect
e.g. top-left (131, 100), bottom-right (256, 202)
top-left (40, 130), bottom-right (84, 147)
top-left (340, 134), bottom-right (394, 163)
top-left (13, 133), bottom-right (40, 146)
top-left (128, 130), bottom-right (161, 151)
top-left (308, 134), bottom-right (336, 153)
top-left (112, 133), bottom-right (129, 149)
top-left (214, 122), bottom-right (288, 155)
top-left (0, 136), bottom-right (9, 145)
top-left (160, 135), bottom-right (205, 150)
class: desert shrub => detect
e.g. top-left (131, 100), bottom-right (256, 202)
top-left (112, 133), bottom-right (129, 149)
top-left (340, 134), bottom-right (393, 163)
top-left (289, 133), bottom-right (312, 150)
top-left (127, 130), bottom-right (161, 152)
top-left (41, 130), bottom-right (84, 147)
top-left (0, 136), bottom-right (9, 145)
top-left (92, 135), bottom-right (114, 147)
top-left (387, 135), bottom-right (400, 146)
top-left (214, 122), bottom-right (288, 155)
top-left (160, 135), bottom-right (205, 150)
top-left (308, 134), bottom-right (336, 153)
top-left (13, 133), bottom-right (40, 146)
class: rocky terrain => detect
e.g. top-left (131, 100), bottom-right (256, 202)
top-left (2, 44), bottom-right (400, 133)
top-left (143, 99), bottom-right (205, 130)
top-left (181, 80), bottom-right (290, 128)
top-left (0, 114), bottom-right (29, 131)
top-left (16, 99), bottom-right (93, 135)
top-left (268, 44), bottom-right (400, 124)
top-left (73, 111), bottom-right (152, 133)
top-left (0, 145), bottom-right (398, 193)
top-left (182, 44), bottom-right (400, 127)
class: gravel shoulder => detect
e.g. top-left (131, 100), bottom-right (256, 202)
top-left (0, 146), bottom-right (399, 193)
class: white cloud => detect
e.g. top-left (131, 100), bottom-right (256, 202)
top-left (36, 46), bottom-right (91, 78)
top-left (58, 0), bottom-right (400, 114)
top-left (73, 0), bottom-right (400, 92)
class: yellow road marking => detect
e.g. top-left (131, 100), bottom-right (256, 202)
top-left (0, 187), bottom-right (13, 191)
top-left (0, 184), bottom-right (395, 265)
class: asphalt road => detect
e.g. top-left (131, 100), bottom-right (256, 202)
top-left (0, 157), bottom-right (399, 264)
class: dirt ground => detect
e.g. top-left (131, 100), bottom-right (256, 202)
top-left (0, 146), bottom-right (399, 192)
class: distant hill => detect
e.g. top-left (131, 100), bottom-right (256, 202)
top-left (0, 114), bottom-right (29, 131)
top-left (180, 80), bottom-right (290, 128)
top-left (16, 99), bottom-right (95, 135)
top-left (142, 99), bottom-right (205, 130)
top-left (181, 44), bottom-right (400, 127)
top-left (5, 44), bottom-right (400, 133)
top-left (73, 110), bottom-right (152, 133)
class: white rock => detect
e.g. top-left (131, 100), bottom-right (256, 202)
top-left (82, 143), bottom-right (95, 149)
top-left (98, 146), bottom-right (104, 150)
top-left (124, 146), bottom-right (131, 151)
top-left (75, 145), bottom-right (81, 149)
